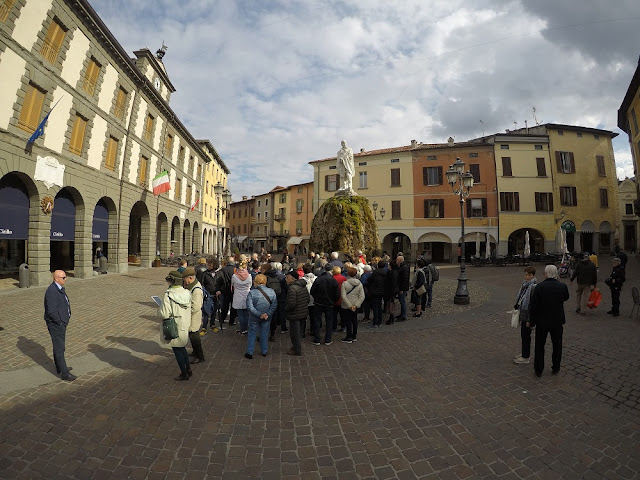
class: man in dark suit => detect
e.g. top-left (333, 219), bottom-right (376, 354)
top-left (44, 270), bottom-right (75, 381)
top-left (528, 264), bottom-right (570, 377)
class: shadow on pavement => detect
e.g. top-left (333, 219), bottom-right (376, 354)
top-left (105, 336), bottom-right (167, 356)
top-left (136, 301), bottom-right (158, 308)
top-left (87, 344), bottom-right (158, 370)
top-left (16, 336), bottom-right (53, 372)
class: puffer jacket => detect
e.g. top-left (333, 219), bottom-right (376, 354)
top-left (368, 267), bottom-right (387, 297)
top-left (231, 272), bottom-right (252, 310)
top-left (158, 286), bottom-right (191, 347)
top-left (341, 277), bottom-right (365, 309)
top-left (285, 278), bottom-right (310, 321)
top-left (310, 272), bottom-right (340, 307)
top-left (396, 262), bottom-right (410, 291)
top-left (304, 272), bottom-right (316, 306)
top-left (246, 285), bottom-right (278, 321)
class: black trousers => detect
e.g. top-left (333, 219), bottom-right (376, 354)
top-left (46, 321), bottom-right (69, 376)
top-left (189, 331), bottom-right (205, 360)
top-left (520, 323), bottom-right (532, 358)
top-left (343, 309), bottom-right (358, 339)
top-left (289, 319), bottom-right (302, 355)
top-left (610, 287), bottom-right (621, 314)
top-left (534, 325), bottom-right (563, 373)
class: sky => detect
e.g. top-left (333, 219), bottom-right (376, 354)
top-left (92, 0), bottom-right (640, 201)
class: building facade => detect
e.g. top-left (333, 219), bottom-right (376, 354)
top-left (228, 195), bottom-right (253, 253)
top-left (618, 178), bottom-right (638, 252)
top-left (286, 181), bottom-right (313, 255)
top-left (199, 140), bottom-right (229, 257)
top-left (618, 56), bottom-right (640, 199)
top-left (0, 0), bottom-right (225, 285)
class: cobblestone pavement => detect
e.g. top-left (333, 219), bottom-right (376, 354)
top-left (0, 257), bottom-right (639, 479)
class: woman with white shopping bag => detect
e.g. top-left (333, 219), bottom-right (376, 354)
top-left (513, 266), bottom-right (537, 365)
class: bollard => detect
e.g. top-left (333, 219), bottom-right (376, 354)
top-left (18, 263), bottom-right (29, 288)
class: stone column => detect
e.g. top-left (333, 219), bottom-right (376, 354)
top-left (74, 211), bottom-right (93, 278)
top-left (115, 213), bottom-right (129, 273)
top-left (410, 242), bottom-right (418, 263)
top-left (29, 202), bottom-right (53, 287)
top-left (140, 214), bottom-right (154, 268)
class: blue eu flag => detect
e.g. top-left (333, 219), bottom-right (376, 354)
top-left (27, 97), bottom-right (61, 145)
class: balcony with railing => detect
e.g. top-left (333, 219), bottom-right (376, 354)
top-left (269, 230), bottom-right (289, 237)
top-left (274, 213), bottom-right (286, 222)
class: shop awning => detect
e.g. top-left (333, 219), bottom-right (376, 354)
top-left (561, 220), bottom-right (576, 233)
top-left (92, 200), bottom-right (109, 241)
top-left (287, 237), bottom-right (303, 245)
top-left (0, 181), bottom-right (29, 240)
top-left (50, 191), bottom-right (75, 241)
top-left (236, 236), bottom-right (248, 242)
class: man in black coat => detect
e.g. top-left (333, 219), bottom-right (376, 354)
top-left (528, 264), bottom-right (570, 377)
top-left (395, 255), bottom-right (410, 322)
top-left (215, 256), bottom-right (236, 326)
top-left (285, 270), bottom-right (310, 356)
top-left (310, 264), bottom-right (340, 345)
top-left (367, 261), bottom-right (387, 327)
top-left (44, 270), bottom-right (75, 381)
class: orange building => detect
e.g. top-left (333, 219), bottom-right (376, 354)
top-left (286, 181), bottom-right (314, 255)
top-left (411, 141), bottom-right (498, 262)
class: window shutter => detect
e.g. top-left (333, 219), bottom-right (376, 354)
top-left (596, 156), bottom-right (605, 176)
top-left (502, 157), bottom-right (512, 176)
top-left (549, 193), bottom-right (553, 211)
top-left (569, 152), bottom-right (576, 173)
top-left (534, 192), bottom-right (540, 212)
top-left (41, 19), bottom-right (65, 64)
top-left (84, 59), bottom-right (100, 95)
top-left (18, 84), bottom-right (45, 133)
top-left (572, 187), bottom-right (577, 206)
top-left (481, 198), bottom-right (487, 217)
top-left (324, 175), bottom-right (328, 191)
top-left (69, 115), bottom-right (87, 155)
top-left (514, 192), bottom-right (520, 211)
top-left (439, 199), bottom-right (444, 218)
top-left (536, 158), bottom-right (546, 176)
top-left (466, 198), bottom-right (471, 217)
top-left (499, 192), bottom-right (505, 211)
top-left (424, 199), bottom-right (429, 218)
top-left (437, 166), bottom-right (443, 185)
top-left (0, 0), bottom-right (16, 22)
top-left (105, 137), bottom-right (117, 170)
top-left (422, 167), bottom-right (428, 186)
top-left (556, 151), bottom-right (563, 172)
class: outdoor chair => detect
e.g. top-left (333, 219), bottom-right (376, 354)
top-left (631, 287), bottom-right (640, 318)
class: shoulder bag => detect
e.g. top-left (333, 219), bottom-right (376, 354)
top-left (162, 296), bottom-right (179, 340)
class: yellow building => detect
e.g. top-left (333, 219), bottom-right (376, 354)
top-left (521, 124), bottom-right (619, 254)
top-left (286, 182), bottom-right (314, 255)
top-left (199, 140), bottom-right (229, 257)
top-left (310, 144), bottom-right (416, 258)
top-left (489, 133), bottom-right (556, 256)
top-left (271, 186), bottom-right (290, 252)
top-left (618, 57), bottom-right (640, 204)
top-left (617, 178), bottom-right (638, 252)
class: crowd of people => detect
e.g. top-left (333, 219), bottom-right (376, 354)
top-left (156, 250), bottom-right (439, 380)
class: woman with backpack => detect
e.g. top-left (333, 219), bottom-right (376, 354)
top-left (413, 258), bottom-right (429, 317)
top-left (231, 261), bottom-right (253, 335)
top-left (245, 274), bottom-right (278, 359)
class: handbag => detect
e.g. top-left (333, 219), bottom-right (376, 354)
top-left (510, 309), bottom-right (520, 328)
top-left (162, 297), bottom-right (179, 340)
top-left (587, 288), bottom-right (602, 309)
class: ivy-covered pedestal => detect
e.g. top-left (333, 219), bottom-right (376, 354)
top-left (310, 196), bottom-right (379, 256)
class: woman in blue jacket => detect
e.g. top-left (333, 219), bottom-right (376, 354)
top-left (245, 274), bottom-right (278, 359)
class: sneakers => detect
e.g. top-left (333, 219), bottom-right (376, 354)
top-left (311, 341), bottom-right (321, 346)
top-left (281, 328), bottom-right (289, 334)
top-left (324, 341), bottom-right (333, 346)
top-left (199, 328), bottom-right (207, 336)
top-left (341, 338), bottom-right (353, 344)
top-left (513, 355), bottom-right (530, 364)
top-left (212, 327), bottom-right (220, 333)
top-left (241, 330), bottom-right (248, 335)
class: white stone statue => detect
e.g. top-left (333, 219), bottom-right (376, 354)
top-left (336, 140), bottom-right (355, 194)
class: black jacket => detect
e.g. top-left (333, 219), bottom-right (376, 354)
top-left (368, 268), bottom-right (387, 297)
top-left (199, 269), bottom-right (217, 295)
top-left (44, 282), bottom-right (71, 325)
top-left (529, 278), bottom-right (570, 328)
top-left (608, 265), bottom-right (625, 290)
top-left (310, 272), bottom-right (340, 307)
top-left (216, 263), bottom-right (235, 294)
top-left (285, 279), bottom-right (310, 321)
top-left (396, 262), bottom-right (410, 291)
top-left (570, 259), bottom-right (597, 286)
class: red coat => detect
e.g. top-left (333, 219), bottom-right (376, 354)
top-left (333, 274), bottom-right (347, 305)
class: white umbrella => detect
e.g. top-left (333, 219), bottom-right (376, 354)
top-left (485, 233), bottom-right (491, 259)
top-left (524, 231), bottom-right (531, 258)
top-left (561, 228), bottom-right (568, 264)
top-left (475, 232), bottom-right (481, 258)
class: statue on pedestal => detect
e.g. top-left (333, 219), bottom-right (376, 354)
top-left (336, 140), bottom-right (356, 196)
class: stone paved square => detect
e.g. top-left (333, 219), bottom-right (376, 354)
top-left (0, 257), bottom-right (639, 479)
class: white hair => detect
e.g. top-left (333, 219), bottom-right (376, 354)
top-left (271, 262), bottom-right (283, 272)
top-left (331, 251), bottom-right (339, 260)
top-left (544, 264), bottom-right (558, 279)
top-left (363, 264), bottom-right (372, 272)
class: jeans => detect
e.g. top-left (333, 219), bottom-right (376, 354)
top-left (520, 323), bottom-right (532, 358)
top-left (313, 305), bottom-right (335, 343)
top-left (534, 325), bottom-right (563, 373)
top-left (398, 291), bottom-right (407, 318)
top-left (425, 284), bottom-right (433, 307)
top-left (289, 319), bottom-right (302, 355)
top-left (247, 317), bottom-right (270, 355)
top-left (46, 321), bottom-right (69, 376)
top-left (189, 331), bottom-right (205, 360)
top-left (343, 309), bottom-right (358, 339)
top-left (236, 308), bottom-right (249, 332)
top-left (172, 346), bottom-right (189, 374)
top-left (219, 292), bottom-right (231, 322)
top-left (201, 297), bottom-right (218, 329)
top-left (370, 296), bottom-right (383, 326)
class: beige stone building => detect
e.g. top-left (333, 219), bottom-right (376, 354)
top-left (0, 0), bottom-right (226, 285)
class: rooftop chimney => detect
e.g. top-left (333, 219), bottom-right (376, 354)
top-left (242, 196), bottom-right (248, 200)
top-left (360, 148), bottom-right (365, 153)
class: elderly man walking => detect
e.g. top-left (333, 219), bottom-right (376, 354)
top-left (44, 270), bottom-right (75, 381)
top-left (529, 264), bottom-right (570, 377)
top-left (570, 252), bottom-right (597, 316)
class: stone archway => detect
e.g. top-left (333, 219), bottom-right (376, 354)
top-left (0, 172), bottom-right (33, 277)
top-left (50, 187), bottom-right (85, 274)
top-left (183, 219), bottom-right (191, 255)
top-left (92, 197), bottom-right (117, 271)
top-left (202, 228), bottom-right (208, 254)
top-left (382, 232), bottom-right (412, 261)
top-left (507, 228), bottom-right (544, 256)
top-left (170, 216), bottom-right (181, 256)
top-left (192, 221), bottom-right (200, 253)
top-left (128, 201), bottom-right (150, 266)
top-left (157, 212), bottom-right (169, 258)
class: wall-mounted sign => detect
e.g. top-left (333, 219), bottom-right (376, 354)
top-left (35, 156), bottom-right (65, 189)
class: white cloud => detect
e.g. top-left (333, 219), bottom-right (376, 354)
top-left (91, 0), bottom-right (640, 199)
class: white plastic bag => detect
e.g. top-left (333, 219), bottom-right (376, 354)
top-left (510, 309), bottom-right (520, 328)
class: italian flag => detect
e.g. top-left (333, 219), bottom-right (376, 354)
top-left (152, 170), bottom-right (170, 195)
top-left (190, 197), bottom-right (199, 211)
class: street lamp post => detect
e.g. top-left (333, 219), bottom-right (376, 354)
top-left (446, 157), bottom-right (475, 305)
top-left (222, 189), bottom-right (232, 256)
top-left (214, 182), bottom-right (223, 261)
